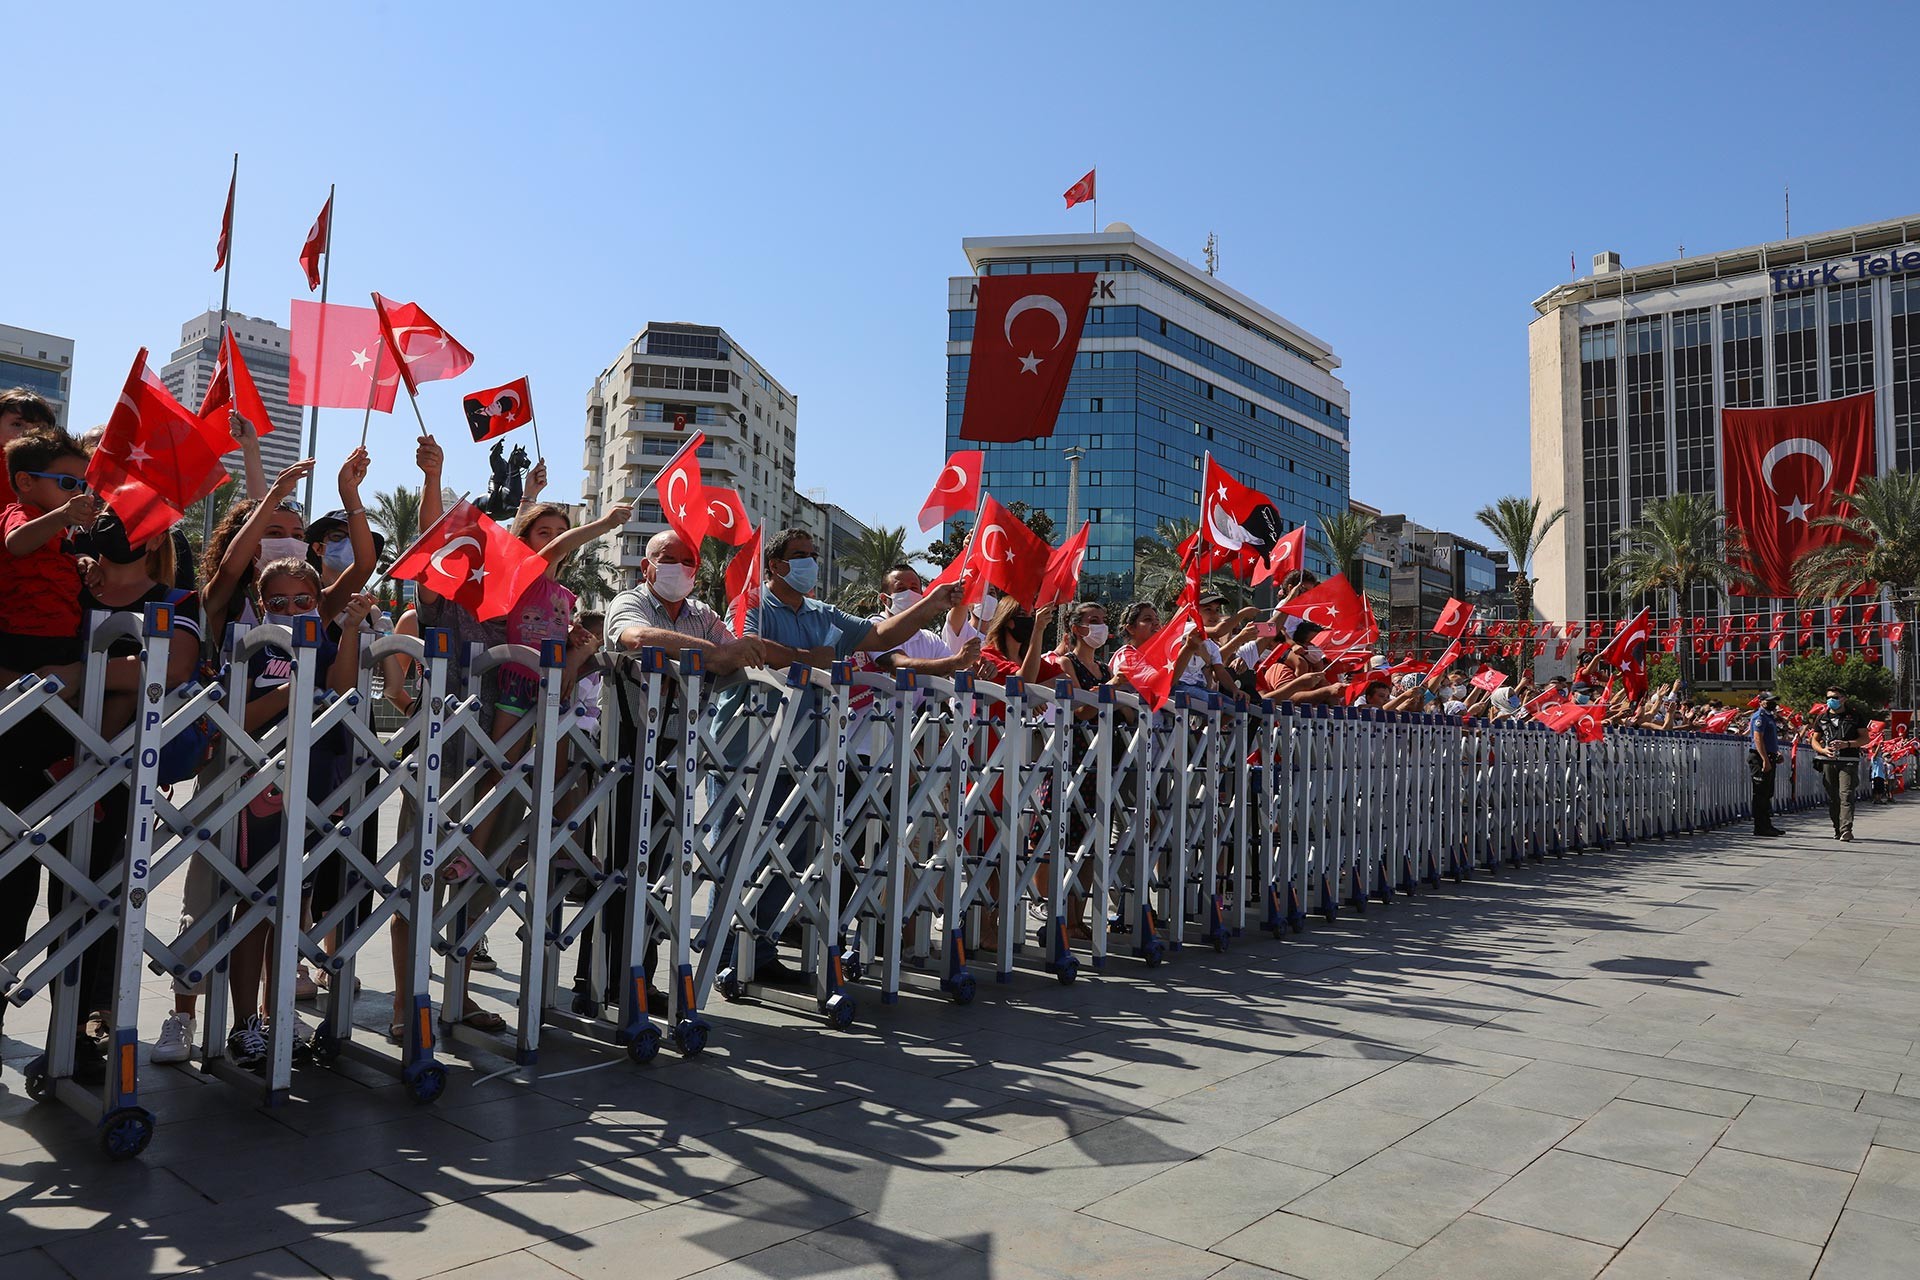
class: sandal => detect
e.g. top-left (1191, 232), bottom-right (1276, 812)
top-left (387, 1021), bottom-right (407, 1044)
top-left (459, 1008), bottom-right (507, 1033)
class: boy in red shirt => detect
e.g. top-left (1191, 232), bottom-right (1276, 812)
top-left (1, 429), bottom-right (99, 677)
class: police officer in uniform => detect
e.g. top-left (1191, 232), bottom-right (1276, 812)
top-left (1810, 686), bottom-right (1869, 842)
top-left (1749, 693), bottom-right (1785, 837)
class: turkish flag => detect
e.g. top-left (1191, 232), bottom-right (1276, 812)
top-left (1890, 623), bottom-right (1907, 646)
top-left (214, 167), bottom-right (234, 271)
top-left (1555, 639), bottom-right (1570, 660)
top-left (724, 526), bottom-right (763, 639)
top-left (288, 300), bottom-right (399, 412)
top-left (655, 432), bottom-right (710, 551)
top-left (1433, 597), bottom-right (1473, 640)
top-left (299, 193), bottom-right (331, 291)
top-left (1471, 666), bottom-right (1508, 693)
top-left (1600, 605), bottom-right (1653, 701)
top-left (958, 273), bottom-right (1095, 443)
top-left (1278, 575), bottom-right (1376, 654)
top-left (1723, 392), bottom-right (1876, 596)
top-left (1176, 530), bottom-right (1234, 579)
top-left (1037, 521), bottom-right (1090, 610)
top-left (969, 494), bottom-right (1048, 606)
top-left (1117, 601), bottom-right (1200, 711)
top-left (198, 326), bottom-right (276, 443)
top-left (1200, 454), bottom-right (1285, 558)
top-left (702, 487), bottom-right (752, 547)
top-left (917, 450), bottom-right (983, 532)
top-left (926, 530), bottom-right (983, 608)
top-left (371, 293), bottom-right (476, 396)
top-left (1704, 707), bottom-right (1740, 733)
top-left (462, 376), bottom-right (534, 443)
top-left (1524, 686), bottom-right (1568, 717)
top-left (389, 499), bottom-right (548, 621)
top-left (1538, 698), bottom-right (1604, 743)
top-left (1063, 169), bottom-right (1096, 209)
top-left (87, 349), bottom-right (234, 544)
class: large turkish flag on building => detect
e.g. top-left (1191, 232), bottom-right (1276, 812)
top-left (958, 273), bottom-right (1095, 443)
top-left (1723, 392), bottom-right (1876, 597)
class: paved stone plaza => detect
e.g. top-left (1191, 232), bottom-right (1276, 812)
top-left (4, 801), bottom-right (1919, 1280)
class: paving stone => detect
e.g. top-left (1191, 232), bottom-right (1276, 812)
top-left (1393, 1100), bottom-right (1579, 1175)
top-left (1212, 1211), bottom-right (1412, 1280)
top-left (1082, 1147), bottom-right (1327, 1248)
top-left (1558, 1098), bottom-right (1728, 1174)
top-left (1379, 1212), bottom-right (1612, 1280)
top-left (1811, 1208), bottom-right (1920, 1279)
top-left (1847, 1145), bottom-right (1920, 1226)
top-left (1476, 1060), bottom-right (1635, 1119)
top-left (1599, 1210), bottom-right (1820, 1280)
top-left (1225, 1097), bottom-right (1431, 1174)
top-left (1618, 1077), bottom-right (1752, 1117)
top-left (1663, 1147), bottom-right (1854, 1245)
top-left (1279, 1149), bottom-right (1507, 1247)
top-left (1476, 1150), bottom-right (1681, 1247)
top-left (1719, 1097), bottom-right (1883, 1172)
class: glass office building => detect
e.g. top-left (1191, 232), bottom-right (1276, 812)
top-left (1531, 215), bottom-right (1920, 684)
top-left (945, 226), bottom-right (1352, 603)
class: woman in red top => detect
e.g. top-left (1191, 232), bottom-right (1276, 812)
top-left (975, 598), bottom-right (1063, 686)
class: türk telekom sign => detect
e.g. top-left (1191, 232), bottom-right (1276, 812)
top-left (1770, 244), bottom-right (1920, 293)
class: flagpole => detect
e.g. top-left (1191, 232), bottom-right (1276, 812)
top-left (365, 490), bottom-right (474, 602)
top-left (203, 152), bottom-right (237, 548)
top-left (527, 374), bottom-right (543, 462)
top-left (358, 342), bottom-right (384, 447)
top-left (633, 430), bottom-right (704, 504)
top-left (302, 182), bottom-right (334, 513)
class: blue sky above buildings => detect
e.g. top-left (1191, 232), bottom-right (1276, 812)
top-left (9, 1), bottom-right (1920, 548)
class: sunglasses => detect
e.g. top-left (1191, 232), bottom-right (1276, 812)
top-left (264, 593), bottom-right (318, 612)
top-left (23, 470), bottom-right (88, 492)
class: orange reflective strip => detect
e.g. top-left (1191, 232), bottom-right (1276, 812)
top-left (417, 1007), bottom-right (433, 1051)
top-left (119, 1043), bottom-right (137, 1094)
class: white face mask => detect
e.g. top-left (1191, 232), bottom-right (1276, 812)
top-left (975, 591), bottom-right (998, 623)
top-left (889, 589), bottom-right (921, 615)
top-left (1082, 623), bottom-right (1109, 647)
top-left (650, 562), bottom-right (695, 602)
top-left (257, 536), bottom-right (308, 567)
top-left (321, 538), bottom-right (354, 572)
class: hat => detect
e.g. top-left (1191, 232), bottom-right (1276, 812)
top-left (305, 509), bottom-right (387, 557)
top-left (1196, 591), bottom-right (1228, 607)
top-left (1758, 693), bottom-right (1778, 707)
top-left (1367, 654), bottom-right (1391, 670)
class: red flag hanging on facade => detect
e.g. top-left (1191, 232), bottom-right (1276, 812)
top-left (389, 499), bottom-right (548, 621)
top-left (288, 300), bottom-right (399, 411)
top-left (1037, 521), bottom-right (1090, 610)
top-left (1063, 169), bottom-right (1096, 209)
top-left (87, 349), bottom-right (234, 544)
top-left (724, 526), bottom-right (763, 638)
top-left (1600, 605), bottom-right (1653, 701)
top-left (1199, 454), bottom-right (1287, 561)
top-left (371, 293), bottom-right (476, 396)
top-left (957, 273), bottom-right (1095, 443)
top-left (461, 376), bottom-right (535, 443)
top-left (1723, 392), bottom-right (1876, 596)
top-left (968, 494), bottom-right (1049, 606)
top-left (917, 450), bottom-right (983, 532)
top-left (702, 487), bottom-right (752, 547)
top-left (655, 432), bottom-right (710, 551)
top-left (1433, 598), bottom-right (1473, 639)
top-left (214, 166), bottom-right (234, 271)
top-left (198, 326), bottom-right (276, 443)
top-left (1277, 574), bottom-right (1377, 654)
top-left (299, 192), bottom-right (332, 291)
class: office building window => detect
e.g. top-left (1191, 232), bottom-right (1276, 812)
top-left (1580, 324), bottom-right (1620, 621)
top-left (1721, 299), bottom-right (1764, 409)
top-left (1773, 291), bottom-right (1819, 405)
top-left (1671, 308), bottom-right (1714, 497)
top-left (1827, 280), bottom-right (1875, 399)
top-left (1623, 315), bottom-right (1666, 522)
top-left (1894, 278), bottom-right (1920, 474)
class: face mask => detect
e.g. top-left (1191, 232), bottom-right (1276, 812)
top-left (1009, 614), bottom-right (1035, 648)
top-left (976, 591), bottom-right (998, 622)
top-left (257, 536), bottom-right (308, 567)
top-left (1083, 623), bottom-right (1110, 647)
top-left (889, 589), bottom-right (921, 615)
top-left (1827, 697), bottom-right (1843, 711)
top-left (321, 538), bottom-right (354, 573)
top-left (781, 556), bottom-right (818, 595)
top-left (650, 562), bottom-right (695, 602)
top-left (1574, 694), bottom-right (1592, 705)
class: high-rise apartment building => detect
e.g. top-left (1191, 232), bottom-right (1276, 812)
top-left (0, 323), bottom-right (75, 427)
top-left (159, 311), bottom-right (305, 479)
top-left (582, 323), bottom-right (801, 583)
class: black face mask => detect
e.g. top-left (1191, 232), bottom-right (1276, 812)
top-left (90, 512), bottom-right (146, 565)
top-left (1008, 614), bottom-right (1035, 648)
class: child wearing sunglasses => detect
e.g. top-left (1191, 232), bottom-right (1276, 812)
top-left (0, 428), bottom-right (99, 679)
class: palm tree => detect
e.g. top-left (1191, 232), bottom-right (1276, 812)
top-left (833, 524), bottom-right (923, 613)
top-left (556, 539), bottom-right (621, 607)
top-left (369, 487), bottom-right (424, 569)
top-left (1792, 470), bottom-right (1920, 707)
top-left (1609, 493), bottom-right (1762, 685)
top-left (696, 538), bottom-right (737, 613)
top-left (1132, 517), bottom-right (1198, 606)
top-left (1316, 509), bottom-right (1375, 591)
top-left (1474, 495), bottom-right (1568, 623)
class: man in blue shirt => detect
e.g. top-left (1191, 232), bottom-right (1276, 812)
top-left (1750, 693), bottom-right (1784, 837)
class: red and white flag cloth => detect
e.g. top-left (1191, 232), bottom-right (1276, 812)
top-left (1524, 686), bottom-right (1568, 717)
top-left (299, 192), bottom-right (331, 291)
top-left (1260, 526), bottom-right (1307, 584)
top-left (702, 487), bottom-right (753, 547)
top-left (371, 293), bottom-right (476, 396)
top-left (198, 326), bottom-right (276, 442)
top-left (461, 376), bottom-right (534, 443)
top-left (1115, 601), bottom-right (1201, 711)
top-left (389, 499), bottom-right (548, 622)
top-left (964, 494), bottom-right (1049, 607)
top-left (957, 273), bottom-right (1095, 443)
top-left (1599, 605), bottom-right (1654, 702)
top-left (1200, 454), bottom-right (1286, 561)
top-left (724, 526), bottom-right (763, 639)
top-left (917, 450), bottom-right (983, 532)
top-left (288, 301), bottom-right (398, 412)
top-left (1277, 574), bottom-right (1377, 654)
top-left (87, 349), bottom-right (234, 545)
top-left (1037, 521), bottom-right (1090, 610)
top-left (1433, 597), bottom-right (1473, 640)
top-left (1470, 666), bottom-right (1508, 694)
top-left (655, 432), bottom-right (710, 552)
top-left (1063, 169), bottom-right (1096, 209)
top-left (214, 167), bottom-right (235, 271)
top-left (1723, 392), bottom-right (1876, 597)
top-left (1538, 697), bottom-right (1605, 743)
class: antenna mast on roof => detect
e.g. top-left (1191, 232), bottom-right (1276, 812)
top-left (1203, 232), bottom-right (1219, 277)
top-left (1785, 184), bottom-right (1791, 238)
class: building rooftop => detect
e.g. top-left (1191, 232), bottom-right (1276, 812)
top-left (1532, 212), bottom-right (1920, 315)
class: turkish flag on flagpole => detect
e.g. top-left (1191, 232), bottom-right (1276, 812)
top-left (1199, 454), bottom-right (1286, 560)
top-left (1037, 521), bottom-right (1090, 610)
top-left (388, 499), bottom-right (548, 621)
top-left (289, 301), bottom-right (399, 411)
top-left (1538, 698), bottom-right (1604, 743)
top-left (1118, 600), bottom-right (1200, 711)
top-left (461, 376), bottom-right (535, 444)
top-left (299, 192), bottom-right (332, 291)
top-left (917, 450), bottom-right (983, 532)
top-left (1277, 575), bottom-right (1377, 654)
top-left (927, 524), bottom-right (985, 609)
top-left (1433, 597), bottom-right (1474, 639)
top-left (702, 487), bottom-right (753, 547)
top-left (371, 293), bottom-right (476, 397)
top-left (968, 494), bottom-right (1049, 607)
top-left (214, 160), bottom-right (235, 271)
top-left (958, 273), bottom-right (1096, 443)
top-left (724, 526), bottom-right (763, 639)
top-left (1599, 605), bottom-right (1654, 701)
top-left (650, 431), bottom-right (710, 551)
top-left (87, 349), bottom-right (234, 545)
top-left (1723, 392), bottom-right (1876, 596)
top-left (1063, 169), bottom-right (1096, 209)
top-left (198, 326), bottom-right (277, 445)
top-left (1267, 526), bottom-right (1306, 579)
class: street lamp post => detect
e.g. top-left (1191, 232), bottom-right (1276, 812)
top-left (1063, 446), bottom-right (1085, 530)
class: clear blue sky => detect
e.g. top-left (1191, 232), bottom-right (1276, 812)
top-left (9, 2), bottom-right (1919, 552)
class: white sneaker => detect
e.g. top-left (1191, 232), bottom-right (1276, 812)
top-left (152, 1011), bottom-right (195, 1064)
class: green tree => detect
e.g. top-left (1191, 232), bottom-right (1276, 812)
top-left (696, 538), bottom-right (738, 614)
top-left (832, 524), bottom-right (924, 614)
top-left (1474, 495), bottom-right (1568, 623)
top-left (1609, 493), bottom-right (1762, 685)
top-left (925, 500), bottom-right (1055, 565)
top-left (1791, 470), bottom-right (1920, 707)
top-left (557, 539), bottom-right (621, 608)
top-left (368, 486), bottom-right (426, 569)
top-left (1315, 509), bottom-right (1375, 591)
top-left (1773, 652), bottom-right (1895, 721)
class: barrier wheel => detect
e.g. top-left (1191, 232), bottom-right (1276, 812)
top-left (625, 1024), bottom-right (662, 1065)
top-left (309, 1031), bottom-right (341, 1067)
top-left (23, 1056), bottom-right (50, 1102)
top-left (672, 1018), bottom-right (709, 1057)
top-left (99, 1106), bottom-right (155, 1161)
top-left (1054, 956), bottom-right (1079, 986)
top-left (717, 971), bottom-right (743, 1003)
top-left (946, 971), bottom-right (977, 1005)
top-left (1142, 938), bottom-right (1165, 968)
top-left (823, 992), bottom-right (856, 1030)
top-left (1212, 932), bottom-right (1229, 955)
top-left (402, 1061), bottom-right (447, 1105)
